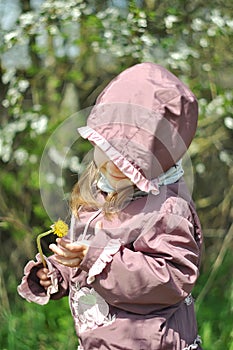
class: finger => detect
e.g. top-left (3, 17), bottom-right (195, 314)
top-left (40, 279), bottom-right (52, 288)
top-left (37, 268), bottom-right (49, 280)
top-left (49, 243), bottom-right (71, 256)
top-left (49, 243), bottom-right (80, 258)
top-left (54, 256), bottom-right (81, 268)
top-left (49, 243), bottom-right (65, 255)
top-left (56, 238), bottom-right (87, 253)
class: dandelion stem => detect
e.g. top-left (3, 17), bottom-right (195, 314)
top-left (36, 229), bottom-right (53, 268)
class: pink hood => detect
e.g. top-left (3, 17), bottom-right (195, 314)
top-left (78, 62), bottom-right (198, 194)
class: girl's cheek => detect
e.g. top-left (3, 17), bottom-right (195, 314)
top-left (93, 146), bottom-right (109, 169)
top-left (106, 162), bottom-right (125, 177)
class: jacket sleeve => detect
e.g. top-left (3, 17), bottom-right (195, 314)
top-left (17, 253), bottom-right (70, 305)
top-left (80, 211), bottom-right (201, 314)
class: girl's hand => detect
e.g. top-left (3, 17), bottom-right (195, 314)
top-left (49, 238), bottom-right (89, 268)
top-left (36, 268), bottom-right (52, 290)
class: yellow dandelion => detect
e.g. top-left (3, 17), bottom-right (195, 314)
top-left (37, 219), bottom-right (69, 267)
top-left (51, 219), bottom-right (69, 238)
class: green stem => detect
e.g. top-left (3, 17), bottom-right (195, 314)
top-left (36, 229), bottom-right (53, 268)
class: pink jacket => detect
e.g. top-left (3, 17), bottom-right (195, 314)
top-left (18, 63), bottom-right (203, 349)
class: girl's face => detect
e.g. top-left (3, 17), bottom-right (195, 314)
top-left (93, 146), bottom-right (133, 190)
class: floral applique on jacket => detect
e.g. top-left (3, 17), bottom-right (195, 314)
top-left (70, 284), bottom-right (116, 333)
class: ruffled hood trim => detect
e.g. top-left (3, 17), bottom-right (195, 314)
top-left (78, 126), bottom-right (184, 195)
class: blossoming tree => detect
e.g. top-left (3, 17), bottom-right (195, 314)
top-left (0, 1), bottom-right (232, 349)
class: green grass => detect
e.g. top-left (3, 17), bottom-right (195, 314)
top-left (194, 250), bottom-right (233, 349)
top-left (0, 296), bottom-right (77, 350)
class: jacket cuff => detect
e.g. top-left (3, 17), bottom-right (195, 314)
top-left (17, 253), bottom-right (59, 305)
top-left (80, 238), bottom-right (122, 284)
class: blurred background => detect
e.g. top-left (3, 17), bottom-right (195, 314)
top-left (0, 0), bottom-right (232, 349)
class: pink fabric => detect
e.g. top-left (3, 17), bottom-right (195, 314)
top-left (80, 63), bottom-right (198, 179)
top-left (86, 238), bottom-right (122, 284)
top-left (17, 253), bottom-right (58, 305)
top-left (78, 126), bottom-right (160, 194)
top-left (18, 186), bottom-right (203, 349)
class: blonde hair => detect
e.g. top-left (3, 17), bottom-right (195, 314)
top-left (70, 161), bottom-right (135, 218)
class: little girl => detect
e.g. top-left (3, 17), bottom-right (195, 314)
top-left (18, 62), bottom-right (203, 350)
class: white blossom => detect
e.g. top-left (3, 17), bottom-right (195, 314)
top-left (7, 87), bottom-right (21, 106)
top-left (206, 96), bottom-right (224, 116)
top-left (33, 105), bottom-right (42, 111)
top-left (71, 8), bottom-right (82, 20)
top-left (5, 123), bottom-right (17, 135)
top-left (137, 18), bottom-right (147, 28)
top-left (2, 69), bottom-right (16, 84)
top-left (219, 151), bottom-right (232, 166)
top-left (6, 120), bottom-right (28, 133)
top-left (14, 148), bottom-right (28, 166)
top-left (8, 87), bottom-right (18, 96)
top-left (164, 15), bottom-right (178, 29)
top-left (226, 19), bottom-right (233, 29)
top-left (18, 80), bottom-right (30, 92)
top-left (202, 63), bottom-right (211, 72)
top-left (19, 12), bottom-right (37, 27)
top-left (45, 172), bottom-right (56, 184)
top-left (30, 115), bottom-right (48, 134)
top-left (41, 0), bottom-right (85, 21)
top-left (170, 52), bottom-right (183, 60)
top-left (48, 147), bottom-right (68, 167)
top-left (48, 25), bottom-right (59, 35)
top-left (196, 163), bottom-right (206, 174)
top-left (224, 117), bottom-right (233, 130)
top-left (210, 11), bottom-right (225, 28)
top-left (207, 26), bottom-right (217, 37)
top-left (121, 28), bottom-right (130, 36)
top-left (191, 18), bottom-right (205, 31)
top-left (139, 11), bottom-right (146, 19)
top-left (104, 31), bottom-right (113, 39)
top-left (4, 31), bottom-right (19, 43)
top-left (200, 38), bottom-right (208, 48)
top-left (141, 34), bottom-right (154, 46)
top-left (1, 145), bottom-right (12, 163)
top-left (69, 156), bottom-right (83, 173)
top-left (170, 45), bottom-right (199, 61)
top-left (2, 99), bottom-right (10, 108)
